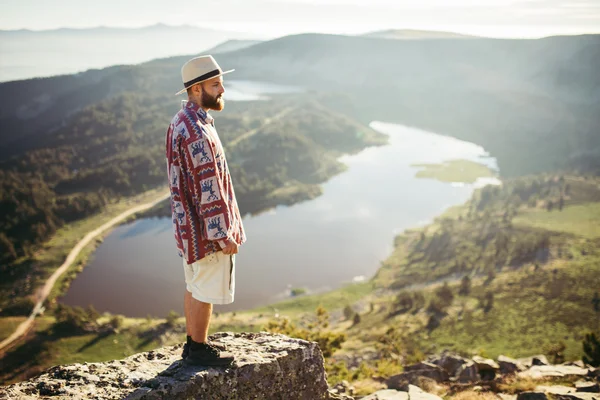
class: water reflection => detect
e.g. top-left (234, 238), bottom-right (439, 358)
top-left (61, 122), bottom-right (500, 317)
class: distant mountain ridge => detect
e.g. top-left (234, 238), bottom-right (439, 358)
top-left (361, 29), bottom-right (478, 39)
top-left (1, 32), bottom-right (599, 176)
top-left (0, 24), bottom-right (260, 82)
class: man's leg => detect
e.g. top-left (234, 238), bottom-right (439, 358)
top-left (189, 296), bottom-right (212, 343)
top-left (184, 290), bottom-right (193, 337)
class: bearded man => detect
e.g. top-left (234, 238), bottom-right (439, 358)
top-left (165, 55), bottom-right (246, 366)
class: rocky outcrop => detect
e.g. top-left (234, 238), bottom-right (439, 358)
top-left (0, 332), bottom-right (330, 400)
top-left (363, 385), bottom-right (442, 400)
top-left (498, 355), bottom-right (525, 374)
top-left (472, 355), bottom-right (499, 380)
top-left (386, 361), bottom-right (449, 389)
top-left (426, 351), bottom-right (467, 377)
top-left (518, 364), bottom-right (592, 380)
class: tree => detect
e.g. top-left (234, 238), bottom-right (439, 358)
top-left (558, 196), bottom-right (565, 211)
top-left (435, 282), bottom-right (454, 304)
top-left (343, 305), bottom-right (355, 320)
top-left (459, 276), bottom-right (471, 296)
top-left (352, 312), bottom-right (361, 326)
top-left (582, 332), bottom-right (600, 367)
top-left (480, 292), bottom-right (494, 313)
top-left (546, 200), bottom-right (554, 212)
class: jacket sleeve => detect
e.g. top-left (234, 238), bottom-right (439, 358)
top-left (178, 129), bottom-right (232, 248)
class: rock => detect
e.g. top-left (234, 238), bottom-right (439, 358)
top-left (407, 384), bottom-right (443, 400)
top-left (576, 381), bottom-right (600, 393)
top-left (516, 392), bottom-right (548, 400)
top-left (361, 389), bottom-right (409, 400)
top-left (457, 360), bottom-right (479, 383)
top-left (327, 389), bottom-right (355, 400)
top-left (565, 361), bottom-right (587, 369)
top-left (498, 355), bottom-right (526, 374)
top-left (498, 395), bottom-right (518, 400)
top-left (330, 380), bottom-right (355, 396)
top-left (427, 351), bottom-right (467, 377)
top-left (0, 332), bottom-right (330, 400)
top-left (518, 365), bottom-right (591, 380)
top-left (517, 355), bottom-right (549, 368)
top-left (535, 385), bottom-right (576, 395)
top-left (386, 362), bottom-right (449, 389)
top-left (472, 355), bottom-right (500, 380)
top-left (556, 394), bottom-right (600, 400)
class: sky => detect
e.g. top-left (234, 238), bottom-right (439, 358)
top-left (0, 0), bottom-right (599, 38)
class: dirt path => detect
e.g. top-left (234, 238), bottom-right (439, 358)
top-left (0, 191), bottom-right (171, 352)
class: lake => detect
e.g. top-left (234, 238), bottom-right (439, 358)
top-left (60, 118), bottom-right (500, 317)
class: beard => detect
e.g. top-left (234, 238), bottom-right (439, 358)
top-left (201, 89), bottom-right (224, 111)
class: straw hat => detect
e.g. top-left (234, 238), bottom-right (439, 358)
top-left (175, 55), bottom-right (234, 95)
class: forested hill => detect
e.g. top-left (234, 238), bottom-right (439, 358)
top-left (1, 33), bottom-right (599, 175)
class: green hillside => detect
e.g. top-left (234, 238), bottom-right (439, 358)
top-left (0, 93), bottom-right (386, 316)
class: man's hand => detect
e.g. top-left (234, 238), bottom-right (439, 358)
top-left (221, 240), bottom-right (239, 255)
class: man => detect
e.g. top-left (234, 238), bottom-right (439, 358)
top-left (165, 55), bottom-right (246, 366)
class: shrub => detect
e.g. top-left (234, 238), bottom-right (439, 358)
top-left (343, 305), bottom-right (355, 320)
top-left (264, 306), bottom-right (345, 358)
top-left (109, 314), bottom-right (124, 331)
top-left (582, 332), bottom-right (600, 367)
top-left (459, 276), bottom-right (471, 296)
top-left (166, 310), bottom-right (181, 328)
top-left (53, 304), bottom-right (98, 334)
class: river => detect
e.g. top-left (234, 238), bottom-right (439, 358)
top-left (60, 83), bottom-right (500, 317)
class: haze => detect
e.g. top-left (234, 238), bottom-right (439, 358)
top-left (1, 0), bottom-right (599, 38)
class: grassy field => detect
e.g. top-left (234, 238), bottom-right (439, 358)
top-left (0, 317), bottom-right (26, 343)
top-left (513, 202), bottom-right (600, 239)
top-left (412, 159), bottom-right (496, 183)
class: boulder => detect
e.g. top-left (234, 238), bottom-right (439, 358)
top-left (457, 360), bottom-right (479, 383)
top-left (556, 394), bottom-right (600, 400)
top-left (406, 384), bottom-right (443, 400)
top-left (517, 355), bottom-right (549, 368)
top-left (516, 392), bottom-right (548, 400)
top-left (498, 355), bottom-right (525, 374)
top-left (518, 365), bottom-right (591, 380)
top-left (361, 390), bottom-right (409, 400)
top-left (427, 351), bottom-right (467, 377)
top-left (0, 332), bottom-right (330, 400)
top-left (535, 385), bottom-right (576, 395)
top-left (386, 362), bottom-right (449, 389)
top-left (472, 355), bottom-right (500, 380)
top-left (576, 381), bottom-right (600, 393)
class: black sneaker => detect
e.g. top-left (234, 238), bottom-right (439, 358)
top-left (181, 336), bottom-right (191, 359)
top-left (182, 336), bottom-right (228, 359)
top-left (184, 341), bottom-right (234, 367)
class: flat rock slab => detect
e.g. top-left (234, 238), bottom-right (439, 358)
top-left (576, 381), bottom-right (600, 393)
top-left (361, 389), bottom-right (409, 400)
top-left (407, 384), bottom-right (443, 400)
top-left (518, 365), bottom-right (590, 379)
top-left (535, 385), bottom-right (576, 395)
top-left (0, 332), bottom-right (329, 400)
top-left (517, 392), bottom-right (548, 400)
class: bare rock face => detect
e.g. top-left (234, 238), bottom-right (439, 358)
top-left (457, 360), bottom-right (479, 383)
top-left (386, 362), bottom-right (449, 389)
top-left (427, 351), bottom-right (467, 377)
top-left (498, 355), bottom-right (525, 374)
top-left (518, 365), bottom-right (591, 380)
top-left (0, 332), bottom-right (329, 400)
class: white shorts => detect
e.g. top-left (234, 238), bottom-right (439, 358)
top-left (183, 251), bottom-right (235, 304)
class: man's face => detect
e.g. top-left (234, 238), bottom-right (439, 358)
top-left (200, 76), bottom-right (225, 111)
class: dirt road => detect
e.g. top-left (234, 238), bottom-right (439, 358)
top-left (0, 191), bottom-right (171, 351)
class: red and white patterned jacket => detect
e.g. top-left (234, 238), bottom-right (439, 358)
top-left (165, 100), bottom-right (246, 265)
